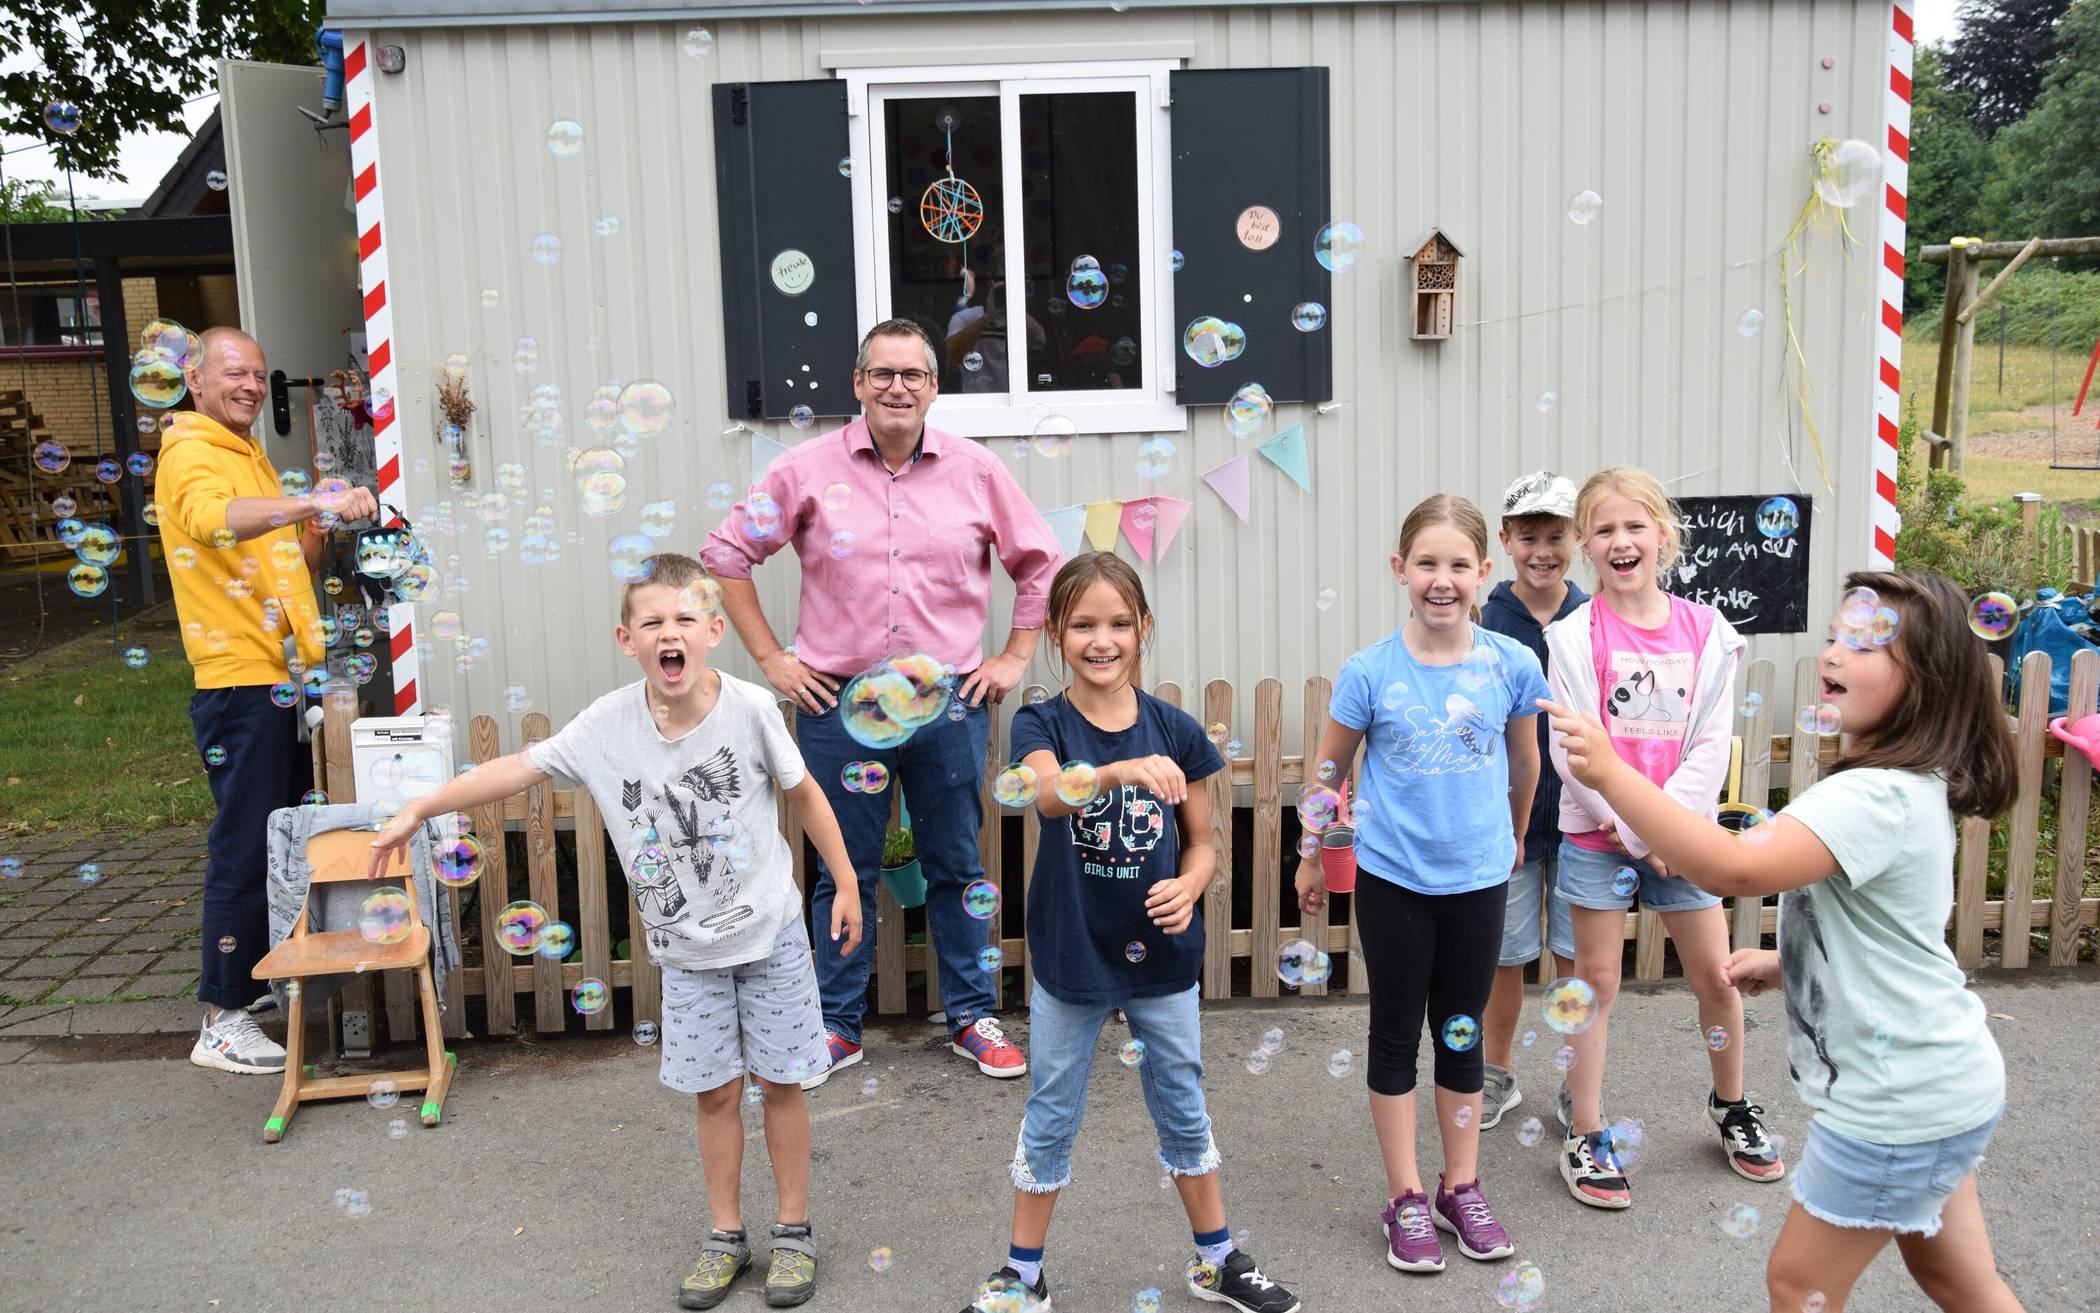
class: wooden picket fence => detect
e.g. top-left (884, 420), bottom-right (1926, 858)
top-left (318, 652), bottom-right (2100, 1042)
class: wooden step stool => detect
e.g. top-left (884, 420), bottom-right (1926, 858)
top-left (250, 828), bottom-right (456, 1143)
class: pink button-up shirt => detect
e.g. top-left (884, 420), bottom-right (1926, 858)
top-left (701, 418), bottom-right (1063, 677)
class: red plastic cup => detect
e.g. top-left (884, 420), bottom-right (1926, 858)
top-left (1319, 826), bottom-right (1357, 893)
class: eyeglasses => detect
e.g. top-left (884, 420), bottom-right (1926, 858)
top-left (861, 367), bottom-right (931, 391)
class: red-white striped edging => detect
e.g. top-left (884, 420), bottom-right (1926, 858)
top-left (345, 34), bottom-right (420, 716)
top-left (1871, 2), bottom-right (1913, 569)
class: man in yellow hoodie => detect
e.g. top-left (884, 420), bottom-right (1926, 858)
top-left (156, 326), bottom-right (377, 1074)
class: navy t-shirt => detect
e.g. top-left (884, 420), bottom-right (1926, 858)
top-left (1010, 690), bottom-right (1224, 1005)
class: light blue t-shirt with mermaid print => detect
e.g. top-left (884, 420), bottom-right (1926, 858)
top-left (1330, 624), bottom-right (1551, 896)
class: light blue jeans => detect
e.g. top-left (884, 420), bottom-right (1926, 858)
top-left (1011, 983), bottom-right (1219, 1193)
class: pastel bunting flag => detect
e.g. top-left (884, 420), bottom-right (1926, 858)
top-left (751, 430), bottom-right (790, 479)
top-left (1202, 452), bottom-right (1254, 523)
top-left (1255, 422), bottom-right (1311, 493)
top-left (1083, 500), bottom-right (1125, 553)
top-left (1040, 504), bottom-right (1089, 563)
top-left (1120, 496), bottom-right (1193, 562)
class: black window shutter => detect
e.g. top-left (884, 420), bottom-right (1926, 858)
top-left (713, 80), bottom-right (859, 421)
top-left (1168, 68), bottom-right (1332, 406)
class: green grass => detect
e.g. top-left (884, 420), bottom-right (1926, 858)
top-left (0, 615), bottom-right (214, 834)
top-left (1902, 332), bottom-right (2093, 431)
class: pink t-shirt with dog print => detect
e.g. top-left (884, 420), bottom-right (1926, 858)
top-left (1566, 594), bottom-right (1717, 853)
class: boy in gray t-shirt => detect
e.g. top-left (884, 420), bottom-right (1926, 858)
top-left (371, 554), bottom-right (861, 1309)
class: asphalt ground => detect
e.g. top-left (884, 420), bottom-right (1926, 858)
top-left (2, 971), bottom-right (2094, 1313)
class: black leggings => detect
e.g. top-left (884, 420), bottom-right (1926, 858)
top-left (1352, 872), bottom-right (1507, 1097)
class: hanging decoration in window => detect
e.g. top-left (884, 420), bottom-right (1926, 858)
top-left (919, 110), bottom-right (984, 246)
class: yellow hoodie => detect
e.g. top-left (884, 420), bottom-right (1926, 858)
top-left (154, 411), bottom-right (326, 688)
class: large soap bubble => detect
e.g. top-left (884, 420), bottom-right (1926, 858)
top-left (1814, 139), bottom-right (1880, 209)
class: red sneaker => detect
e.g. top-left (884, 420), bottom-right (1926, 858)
top-left (950, 1018), bottom-right (1027, 1078)
top-left (798, 1031), bottom-right (863, 1090)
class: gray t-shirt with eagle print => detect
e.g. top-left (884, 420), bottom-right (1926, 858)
top-left (528, 671), bottom-right (806, 973)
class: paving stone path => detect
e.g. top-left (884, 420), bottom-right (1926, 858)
top-left (0, 826), bottom-right (208, 1010)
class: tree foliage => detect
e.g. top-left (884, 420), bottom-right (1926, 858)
top-left (1944, 0), bottom-right (2072, 135)
top-left (1979, 0), bottom-right (2100, 243)
top-left (0, 0), bottom-right (323, 181)
top-left (1904, 45), bottom-right (1995, 308)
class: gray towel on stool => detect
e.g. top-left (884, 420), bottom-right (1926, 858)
top-left (264, 801), bottom-right (463, 1013)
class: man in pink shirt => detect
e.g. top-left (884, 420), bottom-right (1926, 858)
top-left (703, 318), bottom-right (1062, 1085)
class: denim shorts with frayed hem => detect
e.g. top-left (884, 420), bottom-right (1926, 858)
top-left (1554, 839), bottom-right (1721, 914)
top-left (1789, 1107), bottom-right (2002, 1237)
top-left (1499, 856), bottom-right (1576, 966)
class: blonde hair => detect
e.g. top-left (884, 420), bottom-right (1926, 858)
top-left (1396, 493), bottom-right (1491, 562)
top-left (621, 553), bottom-right (711, 621)
top-left (1574, 466), bottom-right (1683, 573)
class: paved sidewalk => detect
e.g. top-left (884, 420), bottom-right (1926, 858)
top-left (2, 971), bottom-right (2095, 1312)
top-left (0, 826), bottom-right (208, 1013)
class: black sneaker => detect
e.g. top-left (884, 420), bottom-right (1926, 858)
top-left (1708, 1091), bottom-right (1787, 1182)
top-left (1560, 1129), bottom-right (1631, 1209)
top-left (1188, 1249), bottom-right (1300, 1313)
top-left (958, 1267), bottom-right (1051, 1312)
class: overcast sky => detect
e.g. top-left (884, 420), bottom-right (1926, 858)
top-left (3, 0), bottom-right (1967, 207)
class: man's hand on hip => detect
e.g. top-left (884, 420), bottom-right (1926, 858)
top-left (959, 652), bottom-right (1026, 707)
top-left (763, 650), bottom-right (839, 713)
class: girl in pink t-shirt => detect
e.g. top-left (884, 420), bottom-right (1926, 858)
top-left (1540, 467), bottom-right (1784, 1210)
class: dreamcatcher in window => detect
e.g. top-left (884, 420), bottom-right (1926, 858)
top-left (919, 109), bottom-right (984, 245)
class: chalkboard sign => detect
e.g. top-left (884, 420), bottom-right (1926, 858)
top-left (1664, 495), bottom-right (1813, 635)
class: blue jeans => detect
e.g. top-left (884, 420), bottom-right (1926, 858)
top-left (797, 696), bottom-right (995, 1043)
top-left (1012, 982), bottom-right (1218, 1192)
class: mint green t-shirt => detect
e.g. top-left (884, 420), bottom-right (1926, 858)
top-left (1778, 767), bottom-right (2004, 1144)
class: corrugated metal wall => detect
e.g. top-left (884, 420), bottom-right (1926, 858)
top-left (363, 0), bottom-right (1888, 743)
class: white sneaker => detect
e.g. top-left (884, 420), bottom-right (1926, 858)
top-left (191, 1008), bottom-right (288, 1074)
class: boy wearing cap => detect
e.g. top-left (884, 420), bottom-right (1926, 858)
top-left (1477, 472), bottom-right (1585, 1129)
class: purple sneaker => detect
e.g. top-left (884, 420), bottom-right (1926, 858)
top-left (1433, 1175), bottom-right (1515, 1261)
top-left (1381, 1190), bottom-right (1444, 1273)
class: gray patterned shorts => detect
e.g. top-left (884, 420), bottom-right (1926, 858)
top-left (658, 918), bottom-right (828, 1094)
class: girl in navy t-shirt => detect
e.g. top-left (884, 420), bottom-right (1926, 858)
top-left (955, 552), bottom-right (1299, 1313)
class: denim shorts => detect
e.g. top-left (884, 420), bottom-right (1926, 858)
top-left (1555, 839), bottom-right (1721, 913)
top-left (1499, 856), bottom-right (1575, 966)
top-left (1790, 1108), bottom-right (2002, 1237)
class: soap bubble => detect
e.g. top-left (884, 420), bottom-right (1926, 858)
top-left (1814, 139), bottom-right (1880, 209)
top-left (1245, 1049), bottom-right (1272, 1075)
top-left (1494, 1262), bottom-right (1546, 1309)
top-left (495, 901), bottom-right (550, 955)
top-left (1296, 834), bottom-right (1318, 859)
top-left (1277, 938), bottom-right (1330, 989)
top-left (828, 529), bottom-right (856, 559)
top-left (1296, 784), bottom-right (1342, 833)
top-left (993, 764), bottom-right (1040, 808)
top-left (1815, 703), bottom-right (1842, 735)
top-left (1124, 940), bottom-right (1147, 964)
top-left (1720, 1202), bottom-right (1762, 1239)
top-left (1566, 189), bottom-right (1603, 224)
top-left (123, 646), bottom-right (149, 669)
top-left (1181, 316), bottom-right (1245, 368)
top-left (367, 1079), bottom-right (400, 1110)
top-left (1803, 1295), bottom-right (1828, 1313)
top-left (978, 945), bottom-right (1004, 973)
top-left (962, 350), bottom-right (984, 372)
top-left (1067, 261), bottom-right (1108, 309)
top-left (1706, 1025), bottom-right (1730, 1052)
top-left (1033, 413), bottom-right (1076, 458)
top-left (1224, 382), bottom-right (1272, 439)
top-left (1968, 591), bottom-right (2017, 641)
top-left (1055, 761), bottom-right (1099, 806)
top-left (618, 379), bottom-right (674, 435)
top-left (633, 1022), bottom-right (659, 1045)
top-left (1453, 1105), bottom-right (1475, 1128)
top-left (1291, 301), bottom-right (1328, 332)
top-left (534, 921), bottom-right (575, 961)
top-left (1326, 1049), bottom-right (1353, 1078)
top-left (1869, 606), bottom-right (1901, 646)
top-left (74, 524), bottom-right (119, 567)
top-left (1314, 221), bottom-right (1364, 271)
top-left (968, 1274), bottom-right (1043, 1313)
top-left (1754, 496), bottom-right (1799, 540)
top-left (706, 482), bottom-right (734, 510)
top-left (358, 889), bottom-right (413, 945)
top-left (859, 760), bottom-right (890, 793)
top-left (572, 977), bottom-right (609, 1015)
top-left (683, 26), bottom-right (713, 56)
top-left (1119, 1038), bottom-right (1146, 1067)
top-left (1738, 309), bottom-right (1766, 337)
top-left (1739, 691), bottom-right (1764, 717)
top-left (790, 404), bottom-right (815, 430)
top-left (130, 356), bottom-right (186, 409)
top-left (1542, 977), bottom-right (1599, 1035)
top-left (76, 862), bottom-right (102, 885)
top-left (31, 440), bottom-right (70, 473)
top-left (530, 233), bottom-right (562, 264)
top-left (1135, 436), bottom-right (1176, 480)
top-left (963, 880), bottom-right (999, 919)
top-left (1316, 587), bottom-right (1339, 611)
top-left (545, 119), bottom-right (583, 156)
top-left (1134, 1288), bottom-right (1161, 1313)
top-left (1516, 1117), bottom-right (1544, 1147)
top-left (1441, 1014), bottom-right (1480, 1051)
top-left (43, 100), bottom-right (82, 135)
top-left (868, 1247), bottom-right (893, 1273)
top-left (94, 456), bottom-right (120, 484)
top-left (127, 451), bottom-right (155, 477)
top-left (1610, 866), bottom-right (1639, 898)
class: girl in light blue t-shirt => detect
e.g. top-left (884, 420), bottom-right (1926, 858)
top-left (1544, 570), bottom-right (2023, 1313)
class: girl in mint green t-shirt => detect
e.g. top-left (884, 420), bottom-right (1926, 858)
top-left (1542, 570), bottom-right (2025, 1313)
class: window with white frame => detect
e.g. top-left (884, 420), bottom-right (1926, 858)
top-left (842, 61), bottom-right (1183, 439)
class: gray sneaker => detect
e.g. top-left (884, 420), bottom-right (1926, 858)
top-left (189, 1009), bottom-right (286, 1074)
top-left (1480, 1064), bottom-right (1522, 1130)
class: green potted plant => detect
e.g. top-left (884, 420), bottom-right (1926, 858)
top-left (879, 823), bottom-right (926, 908)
